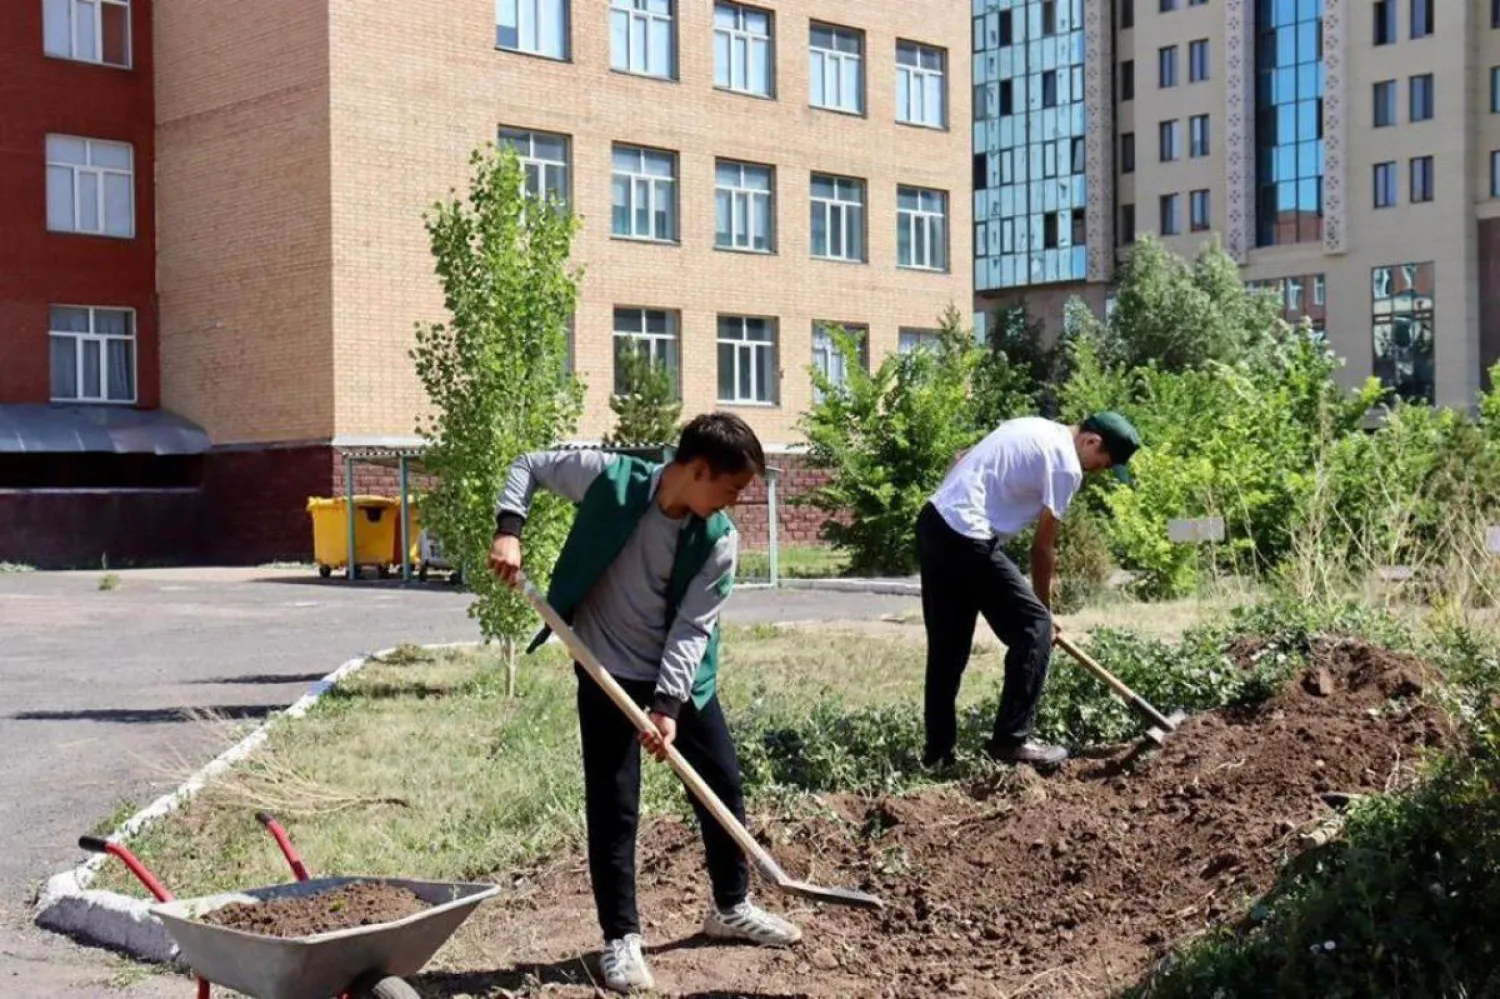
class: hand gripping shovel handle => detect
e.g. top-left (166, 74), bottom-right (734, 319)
top-left (517, 575), bottom-right (884, 911)
top-left (1054, 632), bottom-right (1181, 736)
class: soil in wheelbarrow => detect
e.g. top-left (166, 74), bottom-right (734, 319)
top-left (448, 638), bottom-right (1453, 998)
top-left (200, 882), bottom-right (430, 938)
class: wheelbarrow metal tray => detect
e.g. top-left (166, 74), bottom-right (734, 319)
top-left (149, 875), bottom-right (498, 999)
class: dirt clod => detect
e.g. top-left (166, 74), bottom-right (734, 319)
top-left (466, 639), bottom-right (1453, 997)
top-left (199, 882), bottom-right (430, 939)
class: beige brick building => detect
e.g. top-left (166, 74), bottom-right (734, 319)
top-left (155, 0), bottom-right (972, 454)
top-left (974, 0), bottom-right (1499, 410)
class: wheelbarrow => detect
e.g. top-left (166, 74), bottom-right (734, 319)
top-left (81, 811), bottom-right (498, 999)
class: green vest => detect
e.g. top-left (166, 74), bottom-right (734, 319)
top-left (526, 455), bottom-right (732, 709)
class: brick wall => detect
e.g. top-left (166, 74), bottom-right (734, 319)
top-left (0, 489), bottom-right (204, 569)
top-left (201, 446), bottom-right (334, 564)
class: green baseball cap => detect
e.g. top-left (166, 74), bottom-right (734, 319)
top-left (1082, 411), bottom-right (1142, 484)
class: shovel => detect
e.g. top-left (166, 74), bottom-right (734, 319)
top-left (518, 576), bottom-right (885, 912)
top-left (1053, 633), bottom-right (1186, 747)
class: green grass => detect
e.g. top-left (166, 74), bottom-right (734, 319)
top-left (736, 544), bottom-right (850, 581)
top-left (0, 561), bottom-right (35, 574)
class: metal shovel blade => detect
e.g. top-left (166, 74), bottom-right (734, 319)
top-left (780, 879), bottom-right (886, 911)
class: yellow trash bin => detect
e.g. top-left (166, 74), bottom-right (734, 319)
top-left (307, 496), bottom-right (400, 577)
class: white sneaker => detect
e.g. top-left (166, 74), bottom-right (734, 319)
top-left (598, 933), bottom-right (654, 993)
top-left (702, 898), bottom-right (803, 947)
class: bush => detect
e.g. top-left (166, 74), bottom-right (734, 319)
top-left (604, 346), bottom-right (681, 447)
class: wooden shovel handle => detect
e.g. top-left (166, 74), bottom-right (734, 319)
top-left (519, 578), bottom-right (785, 881)
top-left (1053, 632), bottom-right (1178, 733)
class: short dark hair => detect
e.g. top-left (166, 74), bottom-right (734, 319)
top-left (674, 412), bottom-right (765, 477)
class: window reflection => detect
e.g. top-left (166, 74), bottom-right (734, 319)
top-left (1370, 262), bottom-right (1435, 403)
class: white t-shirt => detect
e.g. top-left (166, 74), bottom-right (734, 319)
top-left (930, 417), bottom-right (1083, 541)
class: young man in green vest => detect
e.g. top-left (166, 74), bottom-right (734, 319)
top-left (488, 412), bottom-right (801, 994)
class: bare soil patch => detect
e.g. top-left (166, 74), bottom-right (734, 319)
top-left (438, 639), bottom-right (1452, 998)
top-left (200, 882), bottom-right (430, 939)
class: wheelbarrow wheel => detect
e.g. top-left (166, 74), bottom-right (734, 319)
top-left (350, 971), bottom-right (419, 999)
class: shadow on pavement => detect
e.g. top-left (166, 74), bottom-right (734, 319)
top-left (188, 673), bottom-right (331, 686)
top-left (10, 705), bottom-right (276, 724)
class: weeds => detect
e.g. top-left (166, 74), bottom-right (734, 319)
top-left (98, 573), bottom-right (120, 592)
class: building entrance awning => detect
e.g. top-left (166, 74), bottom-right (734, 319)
top-left (0, 404), bottom-right (211, 455)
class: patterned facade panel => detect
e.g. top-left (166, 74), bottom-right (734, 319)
top-left (1321, 0), bottom-right (1347, 254)
top-left (1083, 0), bottom-right (1114, 283)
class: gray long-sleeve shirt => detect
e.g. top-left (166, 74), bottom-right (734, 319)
top-left (495, 450), bottom-right (737, 716)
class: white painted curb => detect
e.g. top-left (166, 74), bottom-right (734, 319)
top-left (782, 577), bottom-right (922, 596)
top-left (33, 640), bottom-right (482, 965)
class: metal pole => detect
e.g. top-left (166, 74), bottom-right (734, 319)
top-left (767, 467), bottom-right (779, 588)
top-left (344, 453), bottom-right (356, 582)
top-left (399, 455), bottom-right (411, 583)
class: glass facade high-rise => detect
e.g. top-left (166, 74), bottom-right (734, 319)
top-left (1254, 0), bottom-right (1324, 246)
top-left (972, 0), bottom-right (1088, 291)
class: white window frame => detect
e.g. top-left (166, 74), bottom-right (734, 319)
top-left (610, 0), bottom-right (674, 79)
top-left (898, 327), bottom-right (939, 354)
top-left (499, 127), bottom-right (570, 204)
top-left (896, 40), bottom-right (946, 128)
top-left (43, 0), bottom-right (131, 68)
top-left (717, 315), bottom-right (778, 405)
top-left (714, 2), bottom-right (773, 97)
top-left (810, 23), bottom-right (864, 114)
top-left (49, 305), bottom-right (137, 404)
top-left (46, 134), bottom-right (134, 238)
top-left (811, 322), bottom-right (869, 399)
top-left (494, 0), bottom-right (568, 59)
top-left (611, 145), bottom-right (677, 242)
top-left (897, 185), bottom-right (948, 271)
top-left (810, 173), bottom-right (865, 262)
top-left (612, 307), bottom-right (680, 396)
top-left (715, 160), bottom-right (774, 252)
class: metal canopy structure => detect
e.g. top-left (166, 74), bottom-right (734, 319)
top-left (0, 404), bottom-right (211, 455)
top-left (332, 443), bottom-right (426, 583)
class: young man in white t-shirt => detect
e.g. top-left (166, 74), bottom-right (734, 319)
top-left (917, 411), bottom-right (1141, 769)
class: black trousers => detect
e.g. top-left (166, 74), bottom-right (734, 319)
top-left (575, 666), bottom-right (750, 941)
top-left (915, 501), bottom-right (1054, 760)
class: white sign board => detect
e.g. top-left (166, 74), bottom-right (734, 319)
top-left (1489, 525), bottom-right (1500, 555)
top-left (1167, 517), bottom-right (1225, 544)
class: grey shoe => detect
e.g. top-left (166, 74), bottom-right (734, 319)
top-left (702, 898), bottom-right (803, 947)
top-left (986, 740), bottom-right (1069, 767)
top-left (598, 933), bottom-right (654, 993)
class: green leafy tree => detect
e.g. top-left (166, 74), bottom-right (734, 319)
top-left (970, 302), bottom-right (1057, 428)
top-left (603, 347), bottom-right (681, 447)
top-left (412, 143), bottom-right (583, 683)
top-left (799, 309), bottom-right (982, 575)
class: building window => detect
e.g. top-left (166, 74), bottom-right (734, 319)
top-left (1374, 0), bottom-right (1396, 44)
top-left (1371, 262), bottom-right (1435, 403)
top-left (1071, 207), bottom-right (1086, 245)
top-left (1159, 119), bottom-right (1179, 161)
top-left (1121, 0), bottom-right (1135, 27)
top-left (611, 145), bottom-right (677, 242)
top-left (896, 41), bottom-right (946, 127)
top-left (1254, 0), bottom-right (1323, 246)
top-left (45, 135), bottom-right (134, 238)
top-left (898, 328), bottom-right (939, 353)
top-left (717, 315), bottom-right (777, 405)
top-left (1409, 155), bottom-right (1433, 202)
top-left (1120, 203), bottom-right (1136, 244)
top-left (1494, 0), bottom-right (1500, 28)
top-left (612, 308), bottom-right (679, 395)
top-left (610, 0), bottom-right (674, 78)
top-left (1190, 189), bottom-right (1210, 231)
top-left (498, 128), bottom-right (570, 203)
top-left (898, 186), bottom-right (948, 271)
top-left (1492, 68), bottom-right (1500, 113)
top-left (1189, 0), bottom-right (1208, 5)
top-left (1161, 0), bottom-right (1177, 10)
top-left (811, 322), bottom-right (869, 398)
top-left (810, 23), bottom-right (863, 114)
top-left (1158, 45), bottom-right (1178, 87)
top-left (49, 306), bottom-right (135, 403)
top-left (1409, 74), bottom-right (1434, 121)
top-left (715, 160), bottom-right (773, 252)
top-left (1000, 79), bottom-right (1014, 114)
top-left (1189, 114), bottom-right (1209, 157)
top-left (43, 0), bottom-right (130, 67)
top-left (1374, 79), bottom-right (1396, 126)
top-left (1071, 136), bottom-right (1085, 174)
top-left (496, 0), bottom-right (567, 59)
top-left (810, 173), bottom-right (865, 261)
top-left (1121, 132), bottom-right (1136, 173)
top-left (1042, 69), bottom-right (1059, 108)
top-left (1410, 0), bottom-right (1433, 38)
top-left (714, 2), bottom-right (772, 96)
top-left (1121, 60), bottom-right (1134, 100)
top-left (1491, 150), bottom-right (1500, 197)
top-left (1373, 161), bottom-right (1397, 207)
top-left (999, 9), bottom-right (1014, 45)
top-left (1043, 211), bottom-right (1060, 248)
top-left (1160, 193), bottom-right (1181, 235)
top-left (1189, 39), bottom-right (1209, 82)
top-left (1042, 0), bottom-right (1058, 34)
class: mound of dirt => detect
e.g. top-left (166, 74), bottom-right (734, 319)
top-left (464, 639), bottom-right (1452, 998)
top-left (200, 881), bottom-right (429, 938)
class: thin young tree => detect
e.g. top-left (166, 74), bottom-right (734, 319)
top-left (412, 142), bottom-right (584, 694)
top-left (603, 346), bottom-right (682, 447)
